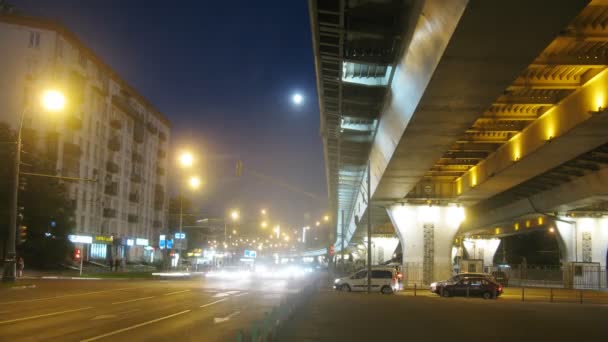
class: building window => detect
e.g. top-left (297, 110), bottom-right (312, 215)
top-left (90, 243), bottom-right (107, 259)
top-left (28, 31), bottom-right (40, 48)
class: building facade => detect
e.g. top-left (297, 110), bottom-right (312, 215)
top-left (0, 14), bottom-right (170, 262)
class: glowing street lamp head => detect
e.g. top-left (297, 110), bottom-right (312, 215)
top-left (230, 210), bottom-right (239, 221)
top-left (41, 89), bottom-right (66, 112)
top-left (261, 209), bottom-right (267, 215)
top-left (315, 221), bottom-right (320, 227)
top-left (323, 215), bottom-right (330, 222)
top-left (188, 176), bottom-right (201, 189)
top-left (178, 152), bottom-right (194, 168)
top-left (261, 221), bottom-right (268, 229)
top-left (292, 93), bottom-right (303, 105)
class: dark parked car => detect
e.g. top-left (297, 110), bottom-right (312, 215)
top-left (430, 276), bottom-right (503, 299)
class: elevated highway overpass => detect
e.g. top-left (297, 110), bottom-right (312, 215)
top-left (308, 0), bottom-right (608, 283)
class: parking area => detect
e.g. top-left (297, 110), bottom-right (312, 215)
top-left (277, 289), bottom-right (608, 341)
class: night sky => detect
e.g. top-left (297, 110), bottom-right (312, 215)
top-left (16, 0), bottom-right (327, 229)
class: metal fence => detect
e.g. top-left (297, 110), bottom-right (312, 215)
top-left (488, 264), bottom-right (607, 290)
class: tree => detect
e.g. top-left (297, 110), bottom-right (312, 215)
top-left (0, 122), bottom-right (75, 269)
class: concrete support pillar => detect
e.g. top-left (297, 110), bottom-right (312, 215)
top-left (556, 217), bottom-right (608, 266)
top-left (462, 238), bottom-right (501, 267)
top-left (387, 205), bottom-right (465, 285)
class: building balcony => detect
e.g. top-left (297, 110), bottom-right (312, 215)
top-left (159, 131), bottom-right (167, 142)
top-left (130, 172), bottom-right (142, 183)
top-left (156, 167), bottom-right (165, 176)
top-left (111, 94), bottom-right (142, 122)
top-left (128, 214), bottom-right (139, 223)
top-left (157, 149), bottom-right (166, 159)
top-left (63, 141), bottom-right (82, 157)
top-left (153, 220), bottom-right (162, 228)
top-left (154, 184), bottom-right (164, 210)
top-left (104, 182), bottom-right (118, 196)
top-left (103, 208), bottom-right (117, 218)
top-left (146, 122), bottom-right (158, 134)
top-left (132, 152), bottom-right (143, 163)
top-left (129, 192), bottom-right (139, 203)
top-left (108, 137), bottom-right (121, 152)
top-left (133, 124), bottom-right (144, 144)
top-left (110, 119), bottom-right (122, 130)
top-left (106, 161), bottom-right (119, 174)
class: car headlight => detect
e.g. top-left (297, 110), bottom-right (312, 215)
top-left (334, 278), bottom-right (341, 284)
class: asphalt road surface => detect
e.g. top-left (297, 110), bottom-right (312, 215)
top-left (0, 276), bottom-right (304, 341)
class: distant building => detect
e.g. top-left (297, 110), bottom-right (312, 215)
top-left (0, 14), bottom-right (171, 262)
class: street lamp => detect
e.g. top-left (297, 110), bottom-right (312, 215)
top-left (188, 176), bottom-right (201, 189)
top-left (323, 215), bottom-right (330, 222)
top-left (178, 151), bottom-right (194, 168)
top-left (261, 209), bottom-right (267, 216)
top-left (261, 221), bottom-right (268, 229)
top-left (3, 88), bottom-right (66, 282)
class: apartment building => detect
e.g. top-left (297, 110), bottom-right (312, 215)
top-left (0, 14), bottom-right (171, 262)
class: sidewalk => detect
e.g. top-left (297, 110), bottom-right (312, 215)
top-left (276, 289), bottom-right (608, 341)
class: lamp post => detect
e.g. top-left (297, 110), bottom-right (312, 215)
top-left (176, 151), bottom-right (199, 266)
top-left (3, 89), bottom-right (66, 282)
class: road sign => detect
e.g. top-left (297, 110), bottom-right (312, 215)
top-left (175, 232), bottom-right (186, 239)
top-left (244, 250), bottom-right (257, 258)
top-left (167, 239), bottom-right (173, 249)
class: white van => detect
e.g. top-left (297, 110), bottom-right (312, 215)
top-left (333, 267), bottom-right (401, 294)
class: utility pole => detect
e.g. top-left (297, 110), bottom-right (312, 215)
top-left (341, 210), bottom-right (345, 265)
top-left (367, 160), bottom-right (372, 294)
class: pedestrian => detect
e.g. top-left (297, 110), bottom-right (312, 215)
top-left (109, 258), bottom-right (114, 271)
top-left (114, 258), bottom-right (120, 272)
top-left (17, 257), bottom-right (24, 278)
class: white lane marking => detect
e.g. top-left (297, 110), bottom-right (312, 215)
top-left (212, 292), bottom-right (231, 298)
top-left (200, 298), bottom-right (228, 308)
top-left (0, 287), bottom-right (141, 305)
top-left (163, 289), bottom-right (191, 296)
top-left (112, 296), bottom-right (155, 305)
top-left (0, 307), bottom-right (93, 325)
top-left (118, 309), bottom-right (141, 315)
top-left (80, 310), bottom-right (191, 342)
top-left (214, 311), bottom-right (240, 324)
top-left (226, 290), bottom-right (240, 295)
top-left (233, 292), bottom-right (248, 297)
top-left (91, 314), bottom-right (117, 321)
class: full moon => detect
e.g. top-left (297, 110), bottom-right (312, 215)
top-left (292, 93), bottom-right (303, 105)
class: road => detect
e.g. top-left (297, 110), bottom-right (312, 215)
top-left (0, 276), bottom-right (305, 341)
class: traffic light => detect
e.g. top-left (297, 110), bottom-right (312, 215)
top-left (236, 160), bottom-right (243, 177)
top-left (18, 225), bottom-right (27, 244)
top-left (17, 206), bottom-right (24, 222)
top-left (74, 248), bottom-right (81, 261)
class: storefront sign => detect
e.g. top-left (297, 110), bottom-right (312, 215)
top-left (95, 235), bottom-right (113, 243)
top-left (244, 250), bottom-right (257, 258)
top-left (68, 234), bottom-right (93, 244)
top-left (136, 238), bottom-right (149, 246)
top-left (159, 234), bottom-right (166, 249)
top-left (126, 239), bottom-right (134, 246)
